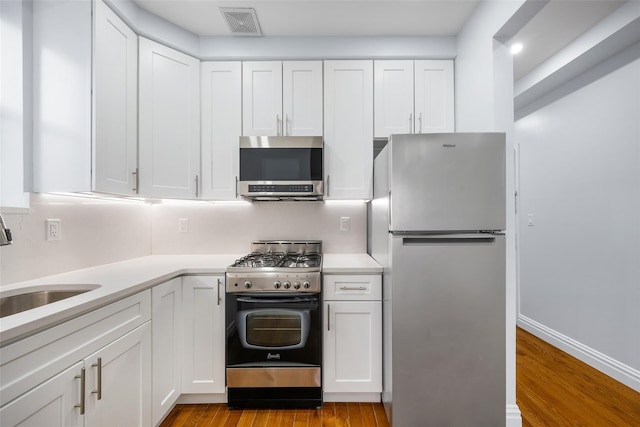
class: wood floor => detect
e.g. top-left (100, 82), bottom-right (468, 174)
top-left (162, 327), bottom-right (640, 427)
top-left (516, 326), bottom-right (640, 426)
top-left (159, 402), bottom-right (389, 427)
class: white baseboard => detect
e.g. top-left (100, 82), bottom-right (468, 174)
top-left (518, 314), bottom-right (640, 393)
top-left (506, 404), bottom-right (522, 427)
top-left (176, 393), bottom-right (227, 404)
top-left (322, 392), bottom-right (381, 402)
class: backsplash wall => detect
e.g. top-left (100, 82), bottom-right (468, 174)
top-left (1, 196), bottom-right (367, 286)
top-left (151, 201), bottom-right (367, 255)
top-left (0, 193), bottom-right (152, 286)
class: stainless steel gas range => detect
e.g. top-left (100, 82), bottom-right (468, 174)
top-left (225, 241), bottom-right (322, 409)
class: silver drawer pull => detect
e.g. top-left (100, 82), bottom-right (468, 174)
top-left (92, 357), bottom-right (102, 400)
top-left (74, 367), bottom-right (86, 415)
top-left (339, 286), bottom-right (367, 291)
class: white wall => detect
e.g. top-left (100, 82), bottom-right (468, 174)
top-left (516, 45), bottom-right (640, 391)
top-left (0, 195), bottom-right (367, 286)
top-left (151, 201), bottom-right (366, 255)
top-left (0, 193), bottom-right (152, 286)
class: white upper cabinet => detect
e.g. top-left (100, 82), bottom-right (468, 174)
top-left (201, 62), bottom-right (242, 200)
top-left (282, 61), bottom-right (323, 136)
top-left (243, 61), bottom-right (283, 136)
top-left (324, 60), bottom-right (374, 200)
top-left (414, 60), bottom-right (455, 134)
top-left (31, 0), bottom-right (92, 192)
top-left (93, 0), bottom-right (138, 195)
top-left (243, 61), bottom-right (323, 136)
top-left (374, 60), bottom-right (455, 138)
top-left (138, 38), bottom-right (201, 199)
top-left (374, 60), bottom-right (414, 137)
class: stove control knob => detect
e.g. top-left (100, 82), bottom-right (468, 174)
top-left (273, 281), bottom-right (282, 289)
top-left (283, 281), bottom-right (291, 289)
top-left (303, 281), bottom-right (311, 289)
top-left (293, 282), bottom-right (301, 290)
top-left (244, 281), bottom-right (252, 289)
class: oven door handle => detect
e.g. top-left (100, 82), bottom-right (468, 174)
top-left (236, 296), bottom-right (317, 303)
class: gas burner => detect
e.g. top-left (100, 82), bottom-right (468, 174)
top-left (280, 253), bottom-right (321, 268)
top-left (232, 252), bottom-right (286, 268)
top-left (230, 252), bottom-right (322, 269)
top-left (226, 240), bottom-right (322, 293)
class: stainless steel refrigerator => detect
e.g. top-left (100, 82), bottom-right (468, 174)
top-left (369, 133), bottom-right (506, 426)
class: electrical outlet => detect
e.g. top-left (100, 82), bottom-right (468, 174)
top-left (178, 218), bottom-right (189, 233)
top-left (46, 219), bottom-right (61, 241)
top-left (340, 217), bottom-right (350, 232)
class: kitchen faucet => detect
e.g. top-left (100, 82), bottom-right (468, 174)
top-left (0, 213), bottom-right (12, 246)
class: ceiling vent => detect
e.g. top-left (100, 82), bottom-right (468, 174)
top-left (220, 8), bottom-right (262, 36)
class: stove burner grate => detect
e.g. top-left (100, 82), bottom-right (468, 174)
top-left (231, 252), bottom-right (321, 269)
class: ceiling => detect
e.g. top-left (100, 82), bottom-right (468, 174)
top-left (133, 0), bottom-right (627, 81)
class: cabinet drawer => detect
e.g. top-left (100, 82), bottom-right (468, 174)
top-left (1, 290), bottom-right (151, 407)
top-left (323, 275), bottom-right (381, 301)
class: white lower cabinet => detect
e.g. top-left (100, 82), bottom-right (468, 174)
top-left (181, 276), bottom-right (226, 394)
top-left (152, 278), bottom-right (182, 425)
top-left (0, 291), bottom-right (152, 427)
top-left (323, 275), bottom-right (382, 401)
top-left (84, 324), bottom-right (152, 427)
top-left (0, 362), bottom-right (84, 427)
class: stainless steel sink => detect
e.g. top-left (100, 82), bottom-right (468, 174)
top-left (0, 286), bottom-right (100, 318)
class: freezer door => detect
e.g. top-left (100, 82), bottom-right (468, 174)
top-left (390, 133), bottom-right (506, 232)
top-left (389, 234), bottom-right (505, 427)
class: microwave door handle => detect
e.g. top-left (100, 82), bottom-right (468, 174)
top-left (235, 176), bottom-right (238, 199)
top-left (326, 175), bottom-right (330, 198)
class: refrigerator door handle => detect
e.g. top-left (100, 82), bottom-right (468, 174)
top-left (401, 234), bottom-right (498, 245)
top-left (388, 191), bottom-right (392, 229)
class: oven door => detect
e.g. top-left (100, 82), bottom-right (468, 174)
top-left (226, 294), bottom-right (321, 367)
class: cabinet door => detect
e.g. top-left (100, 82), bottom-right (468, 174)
top-left (31, 0), bottom-right (91, 192)
top-left (84, 323), bottom-right (151, 427)
top-left (0, 362), bottom-right (84, 427)
top-left (152, 279), bottom-right (182, 425)
top-left (283, 61), bottom-right (323, 136)
top-left (201, 62), bottom-right (241, 200)
top-left (182, 276), bottom-right (225, 394)
top-left (414, 60), bottom-right (454, 133)
top-left (323, 301), bottom-right (382, 393)
top-left (139, 37), bottom-right (200, 198)
top-left (243, 61), bottom-right (283, 136)
top-left (323, 60), bottom-right (374, 199)
top-left (374, 60), bottom-right (414, 138)
top-left (93, 0), bottom-right (138, 195)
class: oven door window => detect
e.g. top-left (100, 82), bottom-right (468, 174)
top-left (238, 309), bottom-right (310, 350)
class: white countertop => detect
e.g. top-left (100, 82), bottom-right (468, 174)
top-left (0, 253), bottom-right (381, 345)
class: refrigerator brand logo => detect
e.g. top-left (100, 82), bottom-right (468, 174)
top-left (442, 144), bottom-right (456, 148)
top-left (267, 353), bottom-right (281, 360)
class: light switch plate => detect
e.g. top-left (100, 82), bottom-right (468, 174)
top-left (340, 217), bottom-right (350, 232)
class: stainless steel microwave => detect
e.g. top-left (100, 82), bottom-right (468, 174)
top-left (238, 136), bottom-right (323, 200)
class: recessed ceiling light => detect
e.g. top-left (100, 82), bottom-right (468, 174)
top-left (510, 43), bottom-right (523, 55)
